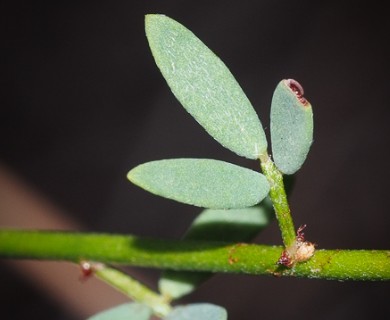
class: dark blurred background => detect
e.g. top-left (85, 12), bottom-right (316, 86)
top-left (1, 1), bottom-right (389, 319)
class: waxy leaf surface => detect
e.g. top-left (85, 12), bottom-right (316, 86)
top-left (270, 79), bottom-right (313, 174)
top-left (165, 303), bottom-right (227, 320)
top-left (146, 14), bottom-right (267, 159)
top-left (87, 303), bottom-right (151, 320)
top-left (128, 159), bottom-right (269, 209)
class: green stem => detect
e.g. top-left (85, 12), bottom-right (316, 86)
top-left (95, 266), bottom-right (171, 317)
top-left (1, 230), bottom-right (389, 281)
top-left (260, 155), bottom-right (296, 247)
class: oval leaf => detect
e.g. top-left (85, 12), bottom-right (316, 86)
top-left (270, 79), bottom-right (314, 174)
top-left (165, 303), bottom-right (227, 320)
top-left (145, 14), bottom-right (267, 159)
top-left (87, 303), bottom-right (152, 320)
top-left (128, 159), bottom-right (269, 209)
top-left (159, 204), bottom-right (273, 299)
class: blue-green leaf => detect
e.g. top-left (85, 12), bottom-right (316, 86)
top-left (183, 204), bottom-right (273, 241)
top-left (270, 79), bottom-right (313, 174)
top-left (87, 303), bottom-right (151, 320)
top-left (145, 14), bottom-right (267, 159)
top-left (159, 203), bottom-right (273, 299)
top-left (165, 303), bottom-right (227, 320)
top-left (128, 159), bottom-right (270, 209)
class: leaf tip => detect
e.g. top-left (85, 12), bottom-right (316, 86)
top-left (145, 13), bottom-right (162, 22)
top-left (284, 79), bottom-right (311, 107)
top-left (126, 165), bottom-right (140, 186)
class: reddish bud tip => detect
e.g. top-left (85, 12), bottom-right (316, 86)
top-left (79, 260), bottom-right (93, 281)
top-left (285, 79), bottom-right (308, 106)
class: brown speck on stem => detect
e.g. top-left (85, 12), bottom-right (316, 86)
top-left (228, 257), bottom-right (238, 265)
top-left (271, 271), bottom-right (282, 278)
top-left (227, 243), bottom-right (247, 265)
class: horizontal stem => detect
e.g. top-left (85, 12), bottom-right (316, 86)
top-left (0, 229), bottom-right (389, 281)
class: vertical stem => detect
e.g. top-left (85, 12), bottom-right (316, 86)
top-left (95, 265), bottom-right (172, 317)
top-left (260, 155), bottom-right (296, 248)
